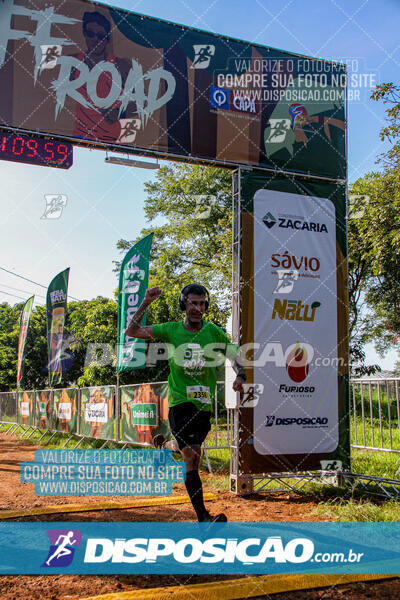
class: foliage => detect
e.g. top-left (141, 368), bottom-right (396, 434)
top-left (348, 168), bottom-right (400, 360)
top-left (0, 303), bottom-right (23, 391)
top-left (0, 164), bottom-right (234, 391)
top-left (114, 163), bottom-right (233, 329)
top-left (371, 83), bottom-right (400, 170)
top-left (0, 297), bottom-right (151, 391)
top-left (346, 83), bottom-right (400, 368)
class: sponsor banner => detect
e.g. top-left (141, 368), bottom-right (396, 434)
top-left (238, 170), bottom-right (350, 473)
top-left (0, 0), bottom-right (345, 179)
top-left (16, 295), bottom-right (34, 388)
top-left (17, 391), bottom-right (34, 426)
top-left (80, 387), bottom-right (114, 439)
top-left (35, 390), bottom-right (51, 428)
top-left (46, 268), bottom-right (69, 387)
top-left (53, 389), bottom-right (77, 433)
top-left (117, 233), bottom-right (153, 372)
top-left (131, 403), bottom-right (157, 426)
top-left (253, 190), bottom-right (338, 455)
top-left (0, 522), bottom-right (400, 574)
top-left (120, 384), bottom-right (169, 445)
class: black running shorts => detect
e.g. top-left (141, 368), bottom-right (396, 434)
top-left (168, 402), bottom-right (211, 450)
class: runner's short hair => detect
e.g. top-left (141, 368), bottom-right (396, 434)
top-left (179, 284), bottom-right (210, 311)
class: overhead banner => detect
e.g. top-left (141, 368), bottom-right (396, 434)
top-left (46, 268), bottom-right (70, 387)
top-left (0, 0), bottom-right (345, 179)
top-left (117, 233), bottom-right (153, 372)
top-left (238, 170), bottom-right (350, 473)
top-left (16, 295), bottom-right (34, 388)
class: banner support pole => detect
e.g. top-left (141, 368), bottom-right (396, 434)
top-left (116, 373), bottom-right (120, 443)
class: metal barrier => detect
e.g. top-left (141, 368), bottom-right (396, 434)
top-left (0, 381), bottom-right (230, 457)
top-left (6, 378), bottom-right (400, 456)
top-left (350, 378), bottom-right (400, 453)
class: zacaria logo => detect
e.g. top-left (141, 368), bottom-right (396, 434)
top-left (285, 343), bottom-right (311, 383)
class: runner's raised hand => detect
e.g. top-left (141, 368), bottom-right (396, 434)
top-left (144, 287), bottom-right (162, 305)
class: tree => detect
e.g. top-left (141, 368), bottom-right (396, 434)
top-left (371, 83), bottom-right (400, 170)
top-left (0, 297), bottom-right (130, 391)
top-left (348, 169), bottom-right (400, 369)
top-left (0, 302), bottom-right (23, 391)
top-left (114, 163), bottom-right (233, 329)
top-left (346, 82), bottom-right (400, 370)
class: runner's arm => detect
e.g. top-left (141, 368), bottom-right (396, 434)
top-left (232, 356), bottom-right (246, 382)
top-left (125, 287), bottom-right (161, 339)
top-left (224, 338), bottom-right (246, 392)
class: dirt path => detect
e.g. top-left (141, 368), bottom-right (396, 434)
top-left (0, 433), bottom-right (398, 600)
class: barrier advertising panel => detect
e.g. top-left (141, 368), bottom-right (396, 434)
top-left (53, 388), bottom-right (78, 433)
top-left (0, 392), bottom-right (17, 424)
top-left (80, 386), bottom-right (115, 439)
top-left (120, 383), bottom-right (169, 444)
top-left (35, 390), bottom-right (52, 429)
top-left (17, 391), bottom-right (34, 426)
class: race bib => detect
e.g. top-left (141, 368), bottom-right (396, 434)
top-left (186, 386), bottom-right (211, 404)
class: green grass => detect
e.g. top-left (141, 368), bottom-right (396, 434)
top-left (315, 497), bottom-right (400, 521)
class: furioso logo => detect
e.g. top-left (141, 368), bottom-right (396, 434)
top-left (285, 343), bottom-right (310, 383)
top-left (42, 529), bottom-right (82, 567)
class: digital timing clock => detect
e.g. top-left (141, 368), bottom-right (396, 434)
top-left (0, 131), bottom-right (73, 169)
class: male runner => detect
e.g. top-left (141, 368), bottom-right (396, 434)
top-left (126, 283), bottom-right (246, 522)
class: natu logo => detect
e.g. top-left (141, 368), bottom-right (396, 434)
top-left (272, 299), bottom-right (321, 322)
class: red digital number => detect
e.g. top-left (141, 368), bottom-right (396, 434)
top-left (26, 139), bottom-right (38, 157)
top-left (0, 136), bottom-right (6, 152)
top-left (12, 137), bottom-right (24, 155)
top-left (57, 144), bottom-right (68, 162)
top-left (44, 141), bottom-right (55, 160)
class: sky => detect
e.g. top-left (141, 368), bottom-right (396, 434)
top-left (0, 0), bottom-right (399, 368)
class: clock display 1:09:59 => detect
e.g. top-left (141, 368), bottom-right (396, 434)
top-left (0, 131), bottom-right (73, 169)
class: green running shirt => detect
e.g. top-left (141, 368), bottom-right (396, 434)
top-left (152, 320), bottom-right (239, 411)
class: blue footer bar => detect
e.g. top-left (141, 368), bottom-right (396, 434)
top-left (1, 522), bottom-right (400, 574)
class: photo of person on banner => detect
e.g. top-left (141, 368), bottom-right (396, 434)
top-left (81, 387), bottom-right (113, 438)
top-left (70, 11), bottom-right (138, 143)
top-left (54, 389), bottom-right (77, 433)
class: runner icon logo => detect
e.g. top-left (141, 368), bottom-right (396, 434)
top-left (241, 384), bottom-right (264, 407)
top-left (42, 529), bottom-right (82, 567)
top-left (192, 44), bottom-right (215, 69)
